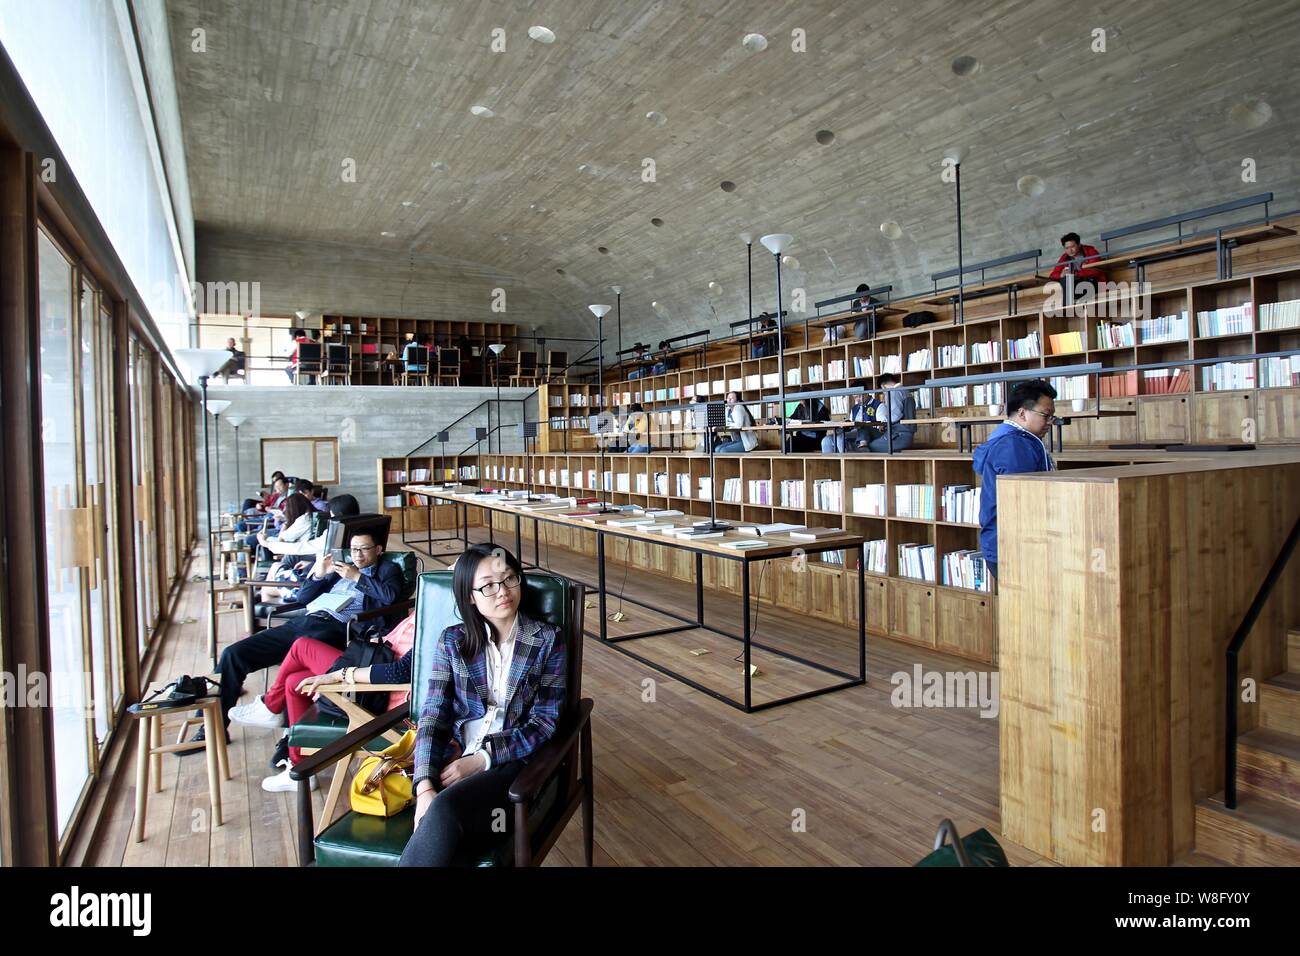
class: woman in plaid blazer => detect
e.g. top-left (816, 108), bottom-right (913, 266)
top-left (399, 544), bottom-right (567, 866)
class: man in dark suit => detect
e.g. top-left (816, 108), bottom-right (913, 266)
top-left (188, 532), bottom-right (404, 745)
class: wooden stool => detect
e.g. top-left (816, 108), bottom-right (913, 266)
top-left (129, 688), bottom-right (231, 842)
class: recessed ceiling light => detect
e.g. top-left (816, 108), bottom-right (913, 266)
top-left (470, 105), bottom-right (494, 118)
top-left (742, 33), bottom-right (768, 52)
top-left (720, 180), bottom-right (736, 192)
top-left (1016, 175), bottom-right (1045, 197)
top-left (650, 217), bottom-right (664, 227)
top-left (1229, 98), bottom-right (1273, 129)
top-left (598, 246), bottom-right (609, 254)
top-left (708, 281), bottom-right (722, 292)
top-left (951, 55), bottom-right (980, 76)
top-left (401, 200), bottom-right (414, 207)
top-left (815, 129), bottom-right (835, 146)
top-left (646, 111), bottom-right (667, 126)
top-left (380, 231), bottom-right (395, 237)
top-left (528, 25), bottom-right (556, 44)
top-left (781, 255), bottom-right (800, 269)
top-left (880, 221), bottom-right (903, 240)
top-left (430, 160), bottom-right (448, 172)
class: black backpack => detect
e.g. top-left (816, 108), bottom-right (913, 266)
top-left (903, 310), bottom-right (938, 328)
top-left (319, 632), bottom-right (397, 719)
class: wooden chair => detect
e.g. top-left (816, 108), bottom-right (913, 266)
top-left (545, 350), bottom-right (569, 383)
top-left (510, 350), bottom-right (539, 387)
top-left (322, 344), bottom-right (352, 385)
top-left (291, 569), bottom-right (593, 867)
top-left (436, 347), bottom-right (460, 386)
top-left (294, 342), bottom-right (323, 384)
top-left (401, 345), bottom-right (430, 386)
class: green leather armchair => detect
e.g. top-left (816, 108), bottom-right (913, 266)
top-left (290, 569), bottom-right (593, 867)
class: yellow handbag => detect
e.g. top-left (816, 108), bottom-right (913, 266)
top-left (350, 729), bottom-right (417, 817)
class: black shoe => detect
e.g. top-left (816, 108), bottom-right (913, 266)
top-left (269, 734), bottom-right (290, 771)
top-left (176, 725), bottom-right (231, 756)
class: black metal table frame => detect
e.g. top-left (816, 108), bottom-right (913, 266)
top-left (412, 490), bottom-right (867, 713)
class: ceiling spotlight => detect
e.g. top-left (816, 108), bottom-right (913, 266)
top-left (1016, 175), bottom-right (1045, 197)
top-left (470, 105), bottom-right (495, 118)
top-left (815, 129), bottom-right (835, 146)
top-left (781, 255), bottom-right (801, 270)
top-left (646, 111), bottom-right (667, 126)
top-left (380, 230), bottom-right (395, 237)
top-left (742, 33), bottom-right (768, 52)
top-left (951, 55), bottom-right (980, 76)
top-left (528, 25), bottom-right (556, 43)
top-left (401, 200), bottom-right (414, 207)
top-left (880, 221), bottom-right (903, 240)
top-left (708, 281), bottom-right (723, 292)
top-left (430, 160), bottom-right (449, 172)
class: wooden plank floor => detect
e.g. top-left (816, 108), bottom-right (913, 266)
top-left (87, 532), bottom-right (1055, 866)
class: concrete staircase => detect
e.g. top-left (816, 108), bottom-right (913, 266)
top-left (1194, 628), bottom-right (1300, 865)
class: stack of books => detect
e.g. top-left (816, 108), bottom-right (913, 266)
top-left (1260, 355), bottom-right (1300, 387)
top-left (382, 495), bottom-right (403, 508)
top-left (906, 348), bottom-right (932, 371)
top-left (410, 468), bottom-right (431, 481)
top-left (936, 344), bottom-right (966, 368)
top-left (807, 364), bottom-right (824, 383)
top-left (898, 543), bottom-right (936, 581)
top-left (851, 484), bottom-right (887, 516)
top-left (880, 354), bottom-right (902, 375)
top-left (1137, 311), bottom-right (1188, 344)
top-left (746, 479), bottom-right (772, 505)
top-left (811, 479), bottom-right (843, 512)
top-left (675, 473), bottom-right (692, 497)
top-left (698, 477), bottom-right (712, 500)
top-left (864, 539), bottom-right (888, 574)
top-left (970, 340), bottom-right (1001, 364)
top-left (722, 477), bottom-right (742, 503)
top-left (973, 382), bottom-right (1003, 405)
top-left (654, 472), bottom-right (668, 495)
top-left (894, 484), bottom-right (935, 519)
top-left (1140, 368), bottom-right (1190, 394)
top-left (1260, 298), bottom-right (1300, 330)
top-left (826, 359), bottom-right (846, 379)
top-left (938, 386), bottom-right (968, 408)
top-left (852, 356), bottom-right (876, 377)
top-left (1006, 330), bottom-right (1041, 360)
top-left (1048, 330), bottom-right (1086, 354)
top-left (1096, 321), bottom-right (1135, 348)
top-left (1048, 375), bottom-right (1090, 400)
top-left (1099, 371), bottom-right (1138, 397)
top-left (829, 395), bottom-right (851, 415)
top-left (1196, 303), bottom-right (1253, 336)
top-left (779, 479), bottom-right (806, 508)
top-left (634, 473), bottom-right (648, 494)
top-left (1201, 361), bottom-right (1256, 391)
top-left (382, 468), bottom-right (408, 482)
top-left (941, 485), bottom-right (981, 524)
top-left (942, 550), bottom-right (991, 591)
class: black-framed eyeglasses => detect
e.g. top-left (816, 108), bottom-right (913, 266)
top-left (472, 572), bottom-right (521, 597)
top-left (349, 544), bottom-right (379, 554)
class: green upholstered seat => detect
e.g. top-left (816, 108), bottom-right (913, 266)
top-left (288, 703), bottom-right (349, 750)
top-left (311, 569), bottom-right (574, 867)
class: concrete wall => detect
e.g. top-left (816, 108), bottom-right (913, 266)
top-left (193, 384), bottom-right (534, 534)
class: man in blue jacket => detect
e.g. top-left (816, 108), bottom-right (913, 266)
top-left (972, 380), bottom-right (1058, 582)
top-left (184, 531), bottom-right (404, 747)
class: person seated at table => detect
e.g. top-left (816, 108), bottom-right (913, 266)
top-left (233, 609), bottom-right (418, 789)
top-left (784, 398), bottom-right (830, 453)
top-left (1048, 232), bottom-right (1106, 288)
top-left (220, 337), bottom-right (246, 382)
top-left (310, 484), bottom-right (330, 511)
top-left (237, 474), bottom-right (289, 535)
top-left (750, 317), bottom-right (787, 358)
top-left (180, 531), bottom-right (404, 750)
top-left (286, 328), bottom-right (316, 382)
top-left (399, 543), bottom-right (566, 867)
top-left (821, 381), bottom-right (882, 452)
top-left (623, 403), bottom-right (651, 453)
top-left (715, 391), bottom-right (758, 453)
top-left (867, 373), bottom-right (918, 452)
top-left (241, 470), bottom-right (286, 514)
top-left (403, 334), bottom-right (432, 373)
top-left (852, 284), bottom-right (877, 340)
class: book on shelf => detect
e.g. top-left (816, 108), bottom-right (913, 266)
top-left (897, 543), bottom-right (936, 581)
top-left (905, 348), bottom-right (932, 371)
top-left (747, 479), bottom-right (772, 505)
top-left (1260, 355), bottom-right (1300, 387)
top-left (830, 395), bottom-right (850, 415)
top-left (1201, 361), bottom-right (1256, 391)
top-left (864, 539), bottom-right (887, 574)
top-left (1048, 330), bottom-right (1086, 355)
top-left (1139, 368), bottom-right (1190, 394)
top-left (654, 472), bottom-right (669, 495)
top-left (1006, 330), bottom-right (1041, 360)
top-left (697, 477), bottom-right (713, 500)
top-left (938, 386), bottom-right (968, 408)
top-left (728, 377), bottom-right (743, 392)
top-left (941, 485), bottom-right (981, 524)
top-left (719, 538), bottom-right (770, 550)
top-left (942, 549), bottom-right (992, 592)
top-left (1137, 311), bottom-right (1189, 344)
top-left (1096, 321), bottom-right (1135, 349)
top-left (675, 474), bottom-right (692, 497)
top-left (1048, 374), bottom-right (1090, 400)
top-left (737, 522), bottom-right (806, 536)
top-left (1099, 370), bottom-right (1139, 398)
top-left (382, 494), bottom-right (403, 508)
top-left (382, 469), bottom-right (408, 482)
top-left (617, 473), bottom-right (631, 493)
top-left (936, 344), bottom-right (966, 368)
top-left (851, 484), bottom-right (887, 516)
top-left (970, 340), bottom-right (1001, 364)
top-left (1260, 298), bottom-right (1300, 331)
top-left (816, 550), bottom-right (846, 567)
top-left (779, 479), bottom-right (806, 509)
top-left (972, 382), bottom-right (1004, 405)
top-left (1196, 303), bottom-right (1253, 337)
top-left (744, 374), bottom-right (761, 391)
top-left (722, 477), bottom-right (742, 504)
top-left (826, 360), bottom-right (846, 380)
top-left (789, 527), bottom-right (843, 541)
top-left (634, 473), bottom-right (648, 494)
top-left (852, 356), bottom-right (876, 377)
top-left (786, 367), bottom-right (802, 386)
top-left (811, 478), bottom-right (843, 512)
top-left (761, 373), bottom-right (780, 389)
top-left (410, 468), bottom-right (431, 481)
top-left (880, 355), bottom-right (902, 375)
top-left (894, 484), bottom-right (935, 520)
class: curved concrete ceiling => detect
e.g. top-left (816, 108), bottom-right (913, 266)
top-left (167, 0), bottom-right (1300, 344)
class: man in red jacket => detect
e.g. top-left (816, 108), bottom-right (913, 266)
top-left (1048, 232), bottom-right (1106, 282)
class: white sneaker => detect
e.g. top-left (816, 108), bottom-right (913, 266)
top-left (261, 766), bottom-right (317, 793)
top-left (229, 694), bottom-right (284, 729)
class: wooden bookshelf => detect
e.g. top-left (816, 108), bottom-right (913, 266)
top-left (537, 381), bottom-right (605, 452)
top-left (376, 455), bottom-right (481, 532)
top-left (322, 315), bottom-right (521, 386)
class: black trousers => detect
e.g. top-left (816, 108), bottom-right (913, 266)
top-left (217, 613), bottom-right (347, 724)
top-left (398, 760), bottom-right (523, 867)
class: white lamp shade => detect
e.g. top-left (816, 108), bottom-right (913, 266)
top-left (739, 231), bottom-right (753, 244)
top-left (611, 285), bottom-right (622, 295)
top-left (588, 303), bottom-right (612, 318)
top-left (489, 343), bottom-right (507, 355)
top-left (759, 233), bottom-right (792, 255)
top-left (943, 146), bottom-right (968, 165)
top-left (175, 348), bottom-right (232, 382)
top-left (205, 399), bottom-right (232, 416)
top-left (226, 415), bottom-right (247, 427)
top-left (294, 309), bottom-right (313, 322)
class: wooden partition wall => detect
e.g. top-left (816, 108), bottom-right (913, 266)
top-left (998, 451), bottom-right (1300, 865)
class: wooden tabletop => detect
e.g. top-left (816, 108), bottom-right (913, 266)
top-left (901, 407), bottom-right (1137, 427)
top-left (916, 271), bottom-right (1051, 306)
top-left (401, 484), bottom-right (865, 560)
top-left (1084, 223), bottom-right (1295, 272)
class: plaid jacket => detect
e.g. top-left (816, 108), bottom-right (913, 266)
top-left (412, 612), bottom-right (567, 789)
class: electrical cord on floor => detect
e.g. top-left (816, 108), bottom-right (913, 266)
top-left (610, 538), bottom-right (633, 622)
top-left (733, 562), bottom-right (769, 663)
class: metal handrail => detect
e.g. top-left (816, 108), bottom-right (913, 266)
top-left (1225, 516), bottom-right (1300, 809)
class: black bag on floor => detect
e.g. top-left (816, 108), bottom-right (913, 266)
top-left (319, 636), bottom-right (397, 719)
top-left (902, 310), bottom-right (938, 328)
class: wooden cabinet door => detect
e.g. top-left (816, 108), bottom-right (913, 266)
top-left (935, 589), bottom-right (996, 663)
top-left (1138, 395), bottom-right (1190, 443)
top-left (889, 579), bottom-right (935, 647)
top-left (1193, 391), bottom-right (1255, 443)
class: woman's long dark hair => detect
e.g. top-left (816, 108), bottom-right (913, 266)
top-left (280, 492), bottom-right (314, 530)
top-left (453, 543), bottom-right (525, 659)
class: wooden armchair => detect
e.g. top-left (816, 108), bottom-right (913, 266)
top-left (436, 347), bottom-right (461, 386)
top-left (290, 569), bottom-right (593, 867)
top-left (510, 350), bottom-right (539, 387)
